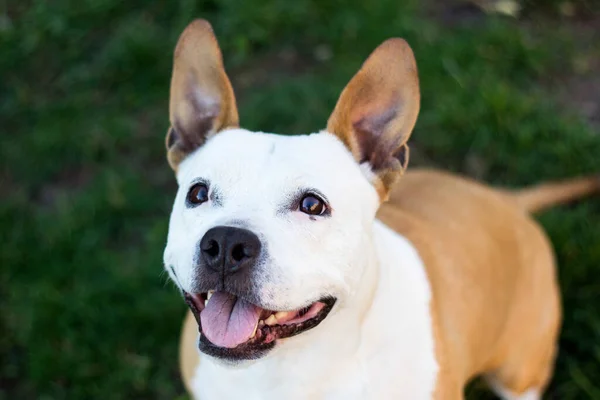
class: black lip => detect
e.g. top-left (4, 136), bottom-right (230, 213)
top-left (198, 333), bottom-right (275, 361)
top-left (184, 293), bottom-right (202, 325)
top-left (185, 295), bottom-right (337, 361)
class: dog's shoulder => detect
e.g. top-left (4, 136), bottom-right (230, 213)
top-left (376, 168), bottom-right (554, 379)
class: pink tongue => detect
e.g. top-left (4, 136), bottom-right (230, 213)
top-left (200, 291), bottom-right (262, 348)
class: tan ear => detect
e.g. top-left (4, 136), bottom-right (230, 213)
top-left (166, 19), bottom-right (239, 170)
top-left (326, 38), bottom-right (420, 199)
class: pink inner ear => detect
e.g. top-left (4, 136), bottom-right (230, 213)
top-left (325, 38), bottom-right (419, 182)
top-left (185, 87), bottom-right (221, 129)
top-left (170, 83), bottom-right (222, 154)
top-left (351, 103), bottom-right (400, 169)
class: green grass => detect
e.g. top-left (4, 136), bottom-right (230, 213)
top-left (1, 1), bottom-right (599, 399)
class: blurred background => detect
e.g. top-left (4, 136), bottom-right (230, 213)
top-left (1, 0), bottom-right (599, 398)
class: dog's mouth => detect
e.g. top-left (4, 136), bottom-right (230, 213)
top-left (184, 291), bottom-right (336, 360)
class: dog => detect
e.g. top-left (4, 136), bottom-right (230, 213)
top-left (162, 19), bottom-right (599, 399)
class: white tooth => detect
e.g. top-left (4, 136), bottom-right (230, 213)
top-left (275, 311), bottom-right (290, 320)
top-left (204, 292), bottom-right (214, 307)
top-left (251, 322), bottom-right (258, 338)
top-left (258, 320), bottom-right (265, 327)
top-left (265, 315), bottom-right (277, 326)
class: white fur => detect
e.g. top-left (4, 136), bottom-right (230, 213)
top-left (163, 128), bottom-right (438, 399)
top-left (488, 378), bottom-right (541, 400)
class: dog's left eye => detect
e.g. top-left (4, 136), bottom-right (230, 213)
top-left (300, 194), bottom-right (326, 216)
top-left (187, 183), bottom-right (209, 206)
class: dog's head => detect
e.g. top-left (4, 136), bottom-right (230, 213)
top-left (163, 20), bottom-right (420, 362)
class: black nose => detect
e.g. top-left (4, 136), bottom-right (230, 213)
top-left (199, 226), bottom-right (261, 276)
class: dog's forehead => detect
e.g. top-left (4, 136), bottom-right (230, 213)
top-left (176, 128), bottom-right (367, 198)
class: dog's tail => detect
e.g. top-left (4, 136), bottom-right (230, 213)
top-left (512, 175), bottom-right (600, 213)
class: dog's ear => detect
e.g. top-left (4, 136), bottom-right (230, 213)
top-left (326, 39), bottom-right (419, 200)
top-left (166, 19), bottom-right (239, 170)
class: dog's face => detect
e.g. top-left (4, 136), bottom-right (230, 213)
top-left (163, 20), bottom-right (420, 362)
top-left (164, 129), bottom-right (378, 359)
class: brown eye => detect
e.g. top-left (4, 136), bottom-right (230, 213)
top-left (300, 194), bottom-right (326, 216)
top-left (187, 183), bottom-right (209, 206)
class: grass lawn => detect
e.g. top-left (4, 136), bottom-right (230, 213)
top-left (1, 1), bottom-right (599, 399)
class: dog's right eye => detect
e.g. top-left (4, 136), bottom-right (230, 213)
top-left (187, 183), bottom-right (209, 206)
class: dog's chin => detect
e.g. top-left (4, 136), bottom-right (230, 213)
top-left (184, 292), bottom-right (337, 362)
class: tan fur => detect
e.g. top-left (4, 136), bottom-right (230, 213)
top-left (179, 311), bottom-right (200, 393)
top-left (180, 311), bottom-right (200, 394)
top-left (513, 176), bottom-right (600, 213)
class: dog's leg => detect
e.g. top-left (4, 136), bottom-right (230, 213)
top-left (484, 341), bottom-right (556, 400)
top-left (486, 378), bottom-right (541, 400)
top-left (483, 318), bottom-right (558, 400)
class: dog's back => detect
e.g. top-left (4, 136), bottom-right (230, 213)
top-left (378, 169), bottom-right (597, 395)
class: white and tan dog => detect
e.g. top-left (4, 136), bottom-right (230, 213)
top-left (163, 20), bottom-right (599, 400)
